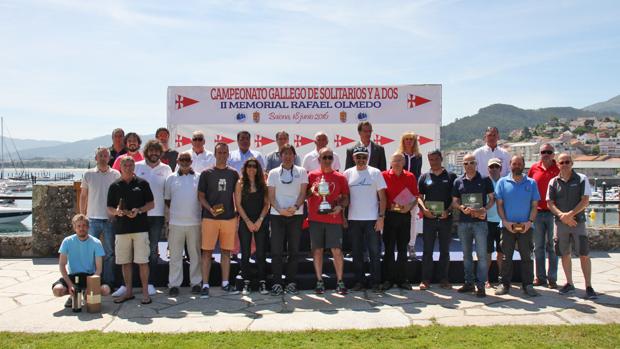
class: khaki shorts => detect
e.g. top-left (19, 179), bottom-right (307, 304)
top-left (115, 232), bottom-right (150, 264)
top-left (201, 218), bottom-right (237, 251)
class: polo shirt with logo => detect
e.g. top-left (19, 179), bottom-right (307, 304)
top-left (495, 174), bottom-right (540, 223)
top-left (418, 169), bottom-right (456, 220)
top-left (528, 160), bottom-right (560, 211)
top-left (452, 171), bottom-right (494, 223)
top-left (546, 170), bottom-right (592, 223)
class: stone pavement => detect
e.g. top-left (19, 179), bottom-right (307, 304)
top-left (1, 252), bottom-right (619, 332)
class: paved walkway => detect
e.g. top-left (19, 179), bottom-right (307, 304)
top-left (1, 252), bottom-right (619, 332)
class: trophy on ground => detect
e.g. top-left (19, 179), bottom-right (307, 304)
top-left (69, 273), bottom-right (88, 313)
top-left (86, 275), bottom-right (102, 313)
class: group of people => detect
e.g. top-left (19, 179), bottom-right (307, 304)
top-left (52, 123), bottom-right (598, 309)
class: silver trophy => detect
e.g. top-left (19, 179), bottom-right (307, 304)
top-left (317, 176), bottom-right (333, 214)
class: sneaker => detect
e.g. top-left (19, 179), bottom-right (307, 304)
top-left (200, 286), bottom-right (210, 299)
top-left (523, 285), bottom-right (539, 297)
top-left (147, 284), bottom-right (157, 296)
top-left (548, 280), bottom-right (558, 289)
top-left (533, 278), bottom-right (547, 287)
top-left (169, 287), bottom-right (180, 297)
top-left (111, 285), bottom-right (127, 297)
top-left (336, 280), bottom-right (348, 295)
top-left (476, 286), bottom-right (486, 298)
top-left (485, 281), bottom-right (493, 289)
top-left (271, 284), bottom-right (283, 296)
top-left (559, 283), bottom-right (575, 295)
top-left (315, 280), bottom-right (325, 295)
top-left (439, 280), bottom-right (453, 290)
top-left (241, 280), bottom-right (251, 295)
top-left (399, 281), bottom-right (413, 291)
top-left (585, 286), bottom-right (598, 300)
top-left (191, 284), bottom-right (202, 294)
top-left (259, 281), bottom-right (269, 295)
top-left (371, 283), bottom-right (383, 293)
top-left (458, 283), bottom-right (475, 293)
top-left (222, 283), bottom-right (240, 295)
top-left (381, 280), bottom-right (392, 291)
top-left (351, 282), bottom-right (365, 292)
top-left (419, 281), bottom-right (430, 291)
top-left (64, 297), bottom-right (73, 308)
top-left (495, 284), bottom-right (510, 295)
top-left (285, 282), bottom-right (299, 295)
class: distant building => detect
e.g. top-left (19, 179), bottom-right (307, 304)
top-left (599, 137), bottom-right (620, 157)
top-left (505, 141), bottom-right (539, 162)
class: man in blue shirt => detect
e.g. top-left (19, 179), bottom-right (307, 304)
top-left (228, 130), bottom-right (266, 173)
top-left (494, 155), bottom-right (540, 297)
top-left (52, 214), bottom-right (111, 308)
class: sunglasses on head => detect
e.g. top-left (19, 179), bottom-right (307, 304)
top-left (321, 155), bottom-right (334, 160)
top-left (558, 160), bottom-right (572, 165)
top-left (192, 137), bottom-right (204, 141)
top-left (540, 150), bottom-right (554, 155)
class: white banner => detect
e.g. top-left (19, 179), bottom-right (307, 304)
top-left (167, 85), bottom-right (441, 172)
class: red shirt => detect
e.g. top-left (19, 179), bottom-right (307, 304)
top-left (307, 169), bottom-right (349, 224)
top-left (112, 152), bottom-right (144, 172)
top-left (382, 169), bottom-right (419, 207)
top-left (528, 160), bottom-right (560, 211)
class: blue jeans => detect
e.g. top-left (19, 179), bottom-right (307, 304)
top-left (88, 218), bottom-right (115, 286)
top-left (533, 211), bottom-right (558, 283)
top-left (458, 222), bottom-right (488, 287)
top-left (349, 220), bottom-right (382, 286)
top-left (147, 216), bottom-right (165, 282)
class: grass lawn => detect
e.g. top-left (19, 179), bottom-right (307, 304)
top-left (1, 324), bottom-right (619, 348)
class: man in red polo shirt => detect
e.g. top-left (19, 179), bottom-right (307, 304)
top-left (307, 147), bottom-right (350, 295)
top-left (527, 143), bottom-right (560, 289)
top-left (381, 153), bottom-right (419, 291)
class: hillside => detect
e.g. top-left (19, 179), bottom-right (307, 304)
top-left (584, 94), bottom-right (620, 114)
top-left (440, 104), bottom-right (615, 149)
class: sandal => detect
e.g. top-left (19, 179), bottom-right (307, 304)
top-left (113, 295), bottom-right (135, 304)
top-left (141, 297), bottom-right (152, 305)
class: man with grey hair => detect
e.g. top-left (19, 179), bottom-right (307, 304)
top-left (177, 130), bottom-right (215, 173)
top-left (473, 127), bottom-right (511, 178)
top-left (302, 131), bottom-right (341, 172)
top-left (108, 128), bottom-right (126, 167)
top-left (79, 146), bottom-right (121, 289)
top-left (265, 130), bottom-right (301, 172)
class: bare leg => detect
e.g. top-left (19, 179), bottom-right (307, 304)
top-left (220, 249), bottom-right (231, 283)
top-left (138, 263), bottom-right (149, 301)
top-left (580, 255), bottom-right (592, 287)
top-left (313, 249), bottom-right (324, 280)
top-left (120, 263), bottom-right (133, 299)
top-left (331, 248), bottom-right (344, 281)
top-left (561, 254), bottom-right (573, 285)
top-left (52, 284), bottom-right (68, 297)
top-left (202, 250), bottom-right (213, 285)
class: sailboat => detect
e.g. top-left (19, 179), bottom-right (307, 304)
top-left (0, 117), bottom-right (32, 223)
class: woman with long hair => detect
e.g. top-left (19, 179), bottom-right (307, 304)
top-left (235, 158), bottom-right (270, 295)
top-left (398, 132), bottom-right (423, 260)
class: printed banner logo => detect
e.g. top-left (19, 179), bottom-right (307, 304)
top-left (407, 94), bottom-right (430, 109)
top-left (294, 134), bottom-right (314, 148)
top-left (334, 134), bottom-right (354, 147)
top-left (175, 95), bottom-right (199, 110)
top-left (175, 135), bottom-right (192, 147)
top-left (214, 134), bottom-right (235, 144)
top-left (373, 134), bottom-right (394, 146)
top-left (254, 134), bottom-right (275, 148)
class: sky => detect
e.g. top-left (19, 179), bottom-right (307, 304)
top-left (0, 0), bottom-right (618, 141)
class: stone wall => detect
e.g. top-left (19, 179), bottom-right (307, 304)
top-left (31, 183), bottom-right (76, 257)
top-left (588, 226), bottom-right (620, 251)
top-left (0, 235), bottom-right (33, 257)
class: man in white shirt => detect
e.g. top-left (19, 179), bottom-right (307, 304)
top-left (302, 131), bottom-right (341, 172)
top-left (473, 127), bottom-right (511, 177)
top-left (135, 139), bottom-right (172, 294)
top-left (228, 130), bottom-right (266, 173)
top-left (176, 130), bottom-right (215, 174)
top-left (343, 146), bottom-right (386, 293)
top-left (79, 146), bottom-right (121, 288)
top-left (164, 151), bottom-right (202, 297)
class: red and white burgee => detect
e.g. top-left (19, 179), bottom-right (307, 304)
top-left (175, 95), bottom-right (199, 110)
top-left (373, 134), bottom-right (394, 146)
top-left (254, 134), bottom-right (275, 148)
top-left (294, 134), bottom-right (314, 148)
top-left (407, 94), bottom-right (431, 109)
top-left (214, 134), bottom-right (235, 144)
top-left (418, 135), bottom-right (433, 145)
top-left (334, 134), bottom-right (354, 147)
top-left (175, 135), bottom-right (192, 147)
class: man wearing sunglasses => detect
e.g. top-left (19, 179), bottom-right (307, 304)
top-left (485, 158), bottom-right (504, 288)
top-left (344, 146), bottom-right (387, 292)
top-left (452, 153), bottom-right (495, 297)
top-left (178, 130), bottom-right (215, 174)
top-left (307, 147), bottom-right (350, 295)
top-left (547, 153), bottom-right (597, 299)
top-left (527, 143), bottom-right (560, 289)
top-left (473, 127), bottom-right (511, 178)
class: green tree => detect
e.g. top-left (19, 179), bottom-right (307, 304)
top-left (592, 145), bottom-right (600, 155)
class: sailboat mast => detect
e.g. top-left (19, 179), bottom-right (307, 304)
top-left (1, 117), bottom-right (4, 180)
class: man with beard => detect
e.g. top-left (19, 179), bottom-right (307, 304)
top-left (136, 140), bottom-right (172, 295)
top-left (112, 132), bottom-right (144, 171)
top-left (156, 127), bottom-right (178, 171)
top-left (494, 155), bottom-right (540, 297)
top-left (108, 128), bottom-right (126, 167)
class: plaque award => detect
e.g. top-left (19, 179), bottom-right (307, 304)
top-left (461, 193), bottom-right (483, 209)
top-left (426, 201), bottom-right (444, 217)
top-left (212, 204), bottom-right (225, 217)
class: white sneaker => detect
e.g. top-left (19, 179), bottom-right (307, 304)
top-left (111, 285), bottom-right (127, 297)
top-left (148, 284), bottom-right (157, 296)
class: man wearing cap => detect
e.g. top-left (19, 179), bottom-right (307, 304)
top-left (417, 150), bottom-right (456, 290)
top-left (547, 153), bottom-right (598, 299)
top-left (528, 143), bottom-right (559, 289)
top-left (344, 146), bottom-right (387, 292)
top-left (494, 155), bottom-right (540, 297)
top-left (485, 157), bottom-right (504, 288)
top-left (452, 153), bottom-right (495, 297)
top-left (473, 127), bottom-right (511, 178)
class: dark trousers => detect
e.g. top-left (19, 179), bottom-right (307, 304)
top-left (382, 211), bottom-right (411, 284)
top-left (349, 220), bottom-right (382, 285)
top-left (270, 214), bottom-right (303, 285)
top-left (500, 228), bottom-right (534, 287)
top-left (421, 218), bottom-right (452, 282)
top-left (238, 220), bottom-right (268, 281)
top-left (147, 216), bottom-right (165, 283)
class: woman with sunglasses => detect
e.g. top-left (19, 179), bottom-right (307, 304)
top-left (398, 132), bottom-right (423, 260)
top-left (235, 158), bottom-right (270, 295)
